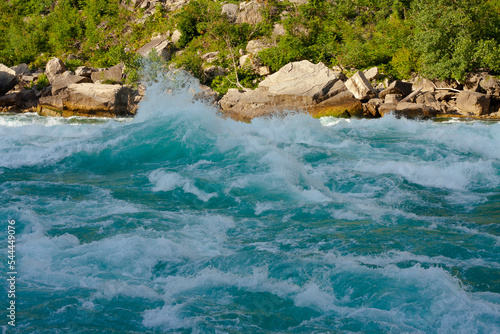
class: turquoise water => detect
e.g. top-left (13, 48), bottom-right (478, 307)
top-left (1, 74), bottom-right (500, 333)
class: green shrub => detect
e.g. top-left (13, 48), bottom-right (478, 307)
top-left (35, 74), bottom-right (50, 90)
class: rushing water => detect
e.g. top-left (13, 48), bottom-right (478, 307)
top-left (1, 73), bottom-right (500, 333)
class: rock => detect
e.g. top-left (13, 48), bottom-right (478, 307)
top-left (272, 23), bottom-right (286, 36)
top-left (236, 1), bottom-right (263, 25)
top-left (52, 72), bottom-right (92, 95)
top-left (193, 84), bottom-right (219, 105)
top-left (246, 39), bottom-right (272, 55)
top-left (309, 82), bottom-right (363, 118)
top-left (411, 75), bottom-right (435, 93)
top-left (239, 54), bottom-right (252, 67)
top-left (203, 66), bottom-right (227, 80)
top-left (394, 102), bottom-right (438, 119)
top-left (363, 67), bottom-right (379, 81)
top-left (0, 91), bottom-right (22, 107)
top-left (345, 71), bottom-right (377, 100)
top-left (220, 61), bottom-right (362, 121)
top-left (63, 83), bottom-right (132, 115)
top-left (385, 94), bottom-right (402, 104)
top-left (379, 80), bottom-right (413, 99)
top-left (39, 94), bottom-right (65, 110)
top-left (201, 51), bottom-right (220, 62)
top-left (0, 64), bottom-right (18, 95)
top-left (435, 91), bottom-right (456, 101)
top-left (415, 91), bottom-right (437, 105)
top-left (90, 64), bottom-right (124, 83)
top-left (221, 3), bottom-right (238, 22)
top-left (258, 66), bottom-right (270, 76)
top-left (480, 76), bottom-right (500, 96)
top-left (259, 60), bottom-right (338, 102)
top-left (45, 58), bottom-right (67, 83)
top-left (11, 63), bottom-right (31, 76)
top-left (456, 91), bottom-right (490, 116)
top-left (171, 30), bottom-right (182, 44)
top-left (137, 37), bottom-right (174, 61)
top-left (379, 103), bottom-right (397, 116)
top-left (363, 98), bottom-right (384, 117)
top-left (74, 66), bottom-right (94, 78)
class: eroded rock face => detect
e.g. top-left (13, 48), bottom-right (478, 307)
top-left (221, 3), bottom-right (238, 22)
top-left (0, 64), bottom-right (18, 96)
top-left (236, 1), bottom-right (264, 25)
top-left (456, 91), bottom-right (490, 116)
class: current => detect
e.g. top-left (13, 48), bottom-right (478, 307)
top-left (1, 71), bottom-right (500, 333)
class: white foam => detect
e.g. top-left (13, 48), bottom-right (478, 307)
top-left (148, 169), bottom-right (218, 202)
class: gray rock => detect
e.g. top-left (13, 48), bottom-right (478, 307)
top-left (203, 66), bottom-right (227, 79)
top-left (246, 39), bottom-right (272, 55)
top-left (0, 91), bottom-right (22, 107)
top-left (221, 4), bottom-right (238, 22)
top-left (171, 30), bottom-right (182, 44)
top-left (394, 102), bottom-right (438, 119)
top-left (259, 60), bottom-right (339, 102)
top-left (363, 67), bottom-right (379, 81)
top-left (11, 63), bottom-right (31, 76)
top-left (75, 66), bottom-right (95, 78)
top-left (137, 38), bottom-right (174, 61)
top-left (0, 64), bottom-right (18, 96)
top-left (52, 72), bottom-right (92, 95)
top-left (363, 98), bottom-right (384, 117)
top-left (345, 71), bottom-right (377, 100)
top-left (379, 80), bottom-right (413, 99)
top-left (456, 91), bottom-right (490, 116)
top-left (236, 1), bottom-right (263, 25)
top-left (91, 64), bottom-right (124, 83)
top-left (272, 23), bottom-right (286, 36)
top-left (45, 58), bottom-right (67, 83)
top-left (64, 83), bottom-right (132, 115)
top-left (480, 76), bottom-right (500, 96)
top-left (411, 76), bottom-right (436, 93)
top-left (385, 94), bottom-right (402, 104)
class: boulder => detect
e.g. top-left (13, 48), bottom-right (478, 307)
top-left (0, 64), bottom-right (18, 95)
top-left (379, 103), bottom-right (397, 116)
top-left (259, 60), bottom-right (338, 102)
top-left (75, 66), bottom-right (94, 78)
top-left (0, 91), bottom-right (22, 107)
top-left (258, 66), bottom-right (270, 76)
top-left (203, 66), bottom-right (227, 80)
top-left (480, 76), bottom-right (500, 96)
top-left (63, 83), bottom-right (132, 115)
top-left (39, 94), bottom-right (65, 110)
top-left (435, 91), bottom-right (456, 101)
top-left (363, 67), bottom-right (379, 81)
top-left (171, 30), bottom-right (182, 44)
top-left (90, 64), bottom-right (124, 83)
top-left (246, 39), bottom-right (272, 55)
top-left (11, 63), bottom-right (31, 76)
top-left (363, 98), bottom-right (384, 117)
top-left (345, 71), bottom-right (377, 100)
top-left (136, 37), bottom-right (174, 61)
top-left (220, 61), bottom-right (363, 121)
top-left (379, 80), bottom-right (413, 99)
top-left (52, 72), bottom-right (92, 95)
top-left (236, 1), bottom-right (263, 25)
top-left (456, 91), bottom-right (490, 116)
top-left (393, 102), bottom-right (438, 119)
top-left (385, 94), bottom-right (402, 104)
top-left (45, 58), bottom-right (67, 83)
top-left (411, 75), bottom-right (435, 93)
top-left (221, 4), bottom-right (238, 22)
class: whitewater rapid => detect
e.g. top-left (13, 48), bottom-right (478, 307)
top-left (1, 72), bottom-right (499, 333)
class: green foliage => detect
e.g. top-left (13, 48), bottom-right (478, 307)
top-left (64, 58), bottom-right (84, 72)
top-left (48, 0), bottom-right (84, 54)
top-left (35, 74), bottom-right (50, 90)
top-left (388, 47), bottom-right (418, 79)
top-left (211, 67), bottom-right (260, 96)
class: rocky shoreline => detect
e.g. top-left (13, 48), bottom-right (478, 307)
top-left (1, 56), bottom-right (500, 122)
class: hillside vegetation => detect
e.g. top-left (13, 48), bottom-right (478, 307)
top-left (1, 0), bottom-right (500, 92)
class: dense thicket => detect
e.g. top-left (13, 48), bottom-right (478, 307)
top-left (1, 0), bottom-right (499, 88)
